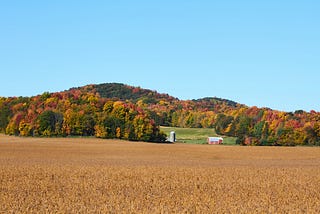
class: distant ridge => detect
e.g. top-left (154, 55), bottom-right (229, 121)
top-left (80, 83), bottom-right (244, 110)
top-left (0, 82), bottom-right (319, 146)
top-left (93, 83), bottom-right (178, 102)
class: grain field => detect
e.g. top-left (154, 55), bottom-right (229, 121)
top-left (0, 135), bottom-right (320, 213)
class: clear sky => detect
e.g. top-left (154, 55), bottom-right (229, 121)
top-left (0, 1), bottom-right (319, 112)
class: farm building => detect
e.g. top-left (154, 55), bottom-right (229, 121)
top-left (168, 131), bottom-right (176, 143)
top-left (207, 137), bottom-right (223, 145)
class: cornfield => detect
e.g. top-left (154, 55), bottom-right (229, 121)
top-left (1, 135), bottom-right (320, 213)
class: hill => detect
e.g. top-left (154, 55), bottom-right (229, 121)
top-left (0, 83), bottom-right (320, 146)
top-left (92, 83), bottom-right (177, 103)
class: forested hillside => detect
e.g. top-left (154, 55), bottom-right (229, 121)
top-left (0, 84), bottom-right (166, 142)
top-left (0, 83), bottom-right (320, 145)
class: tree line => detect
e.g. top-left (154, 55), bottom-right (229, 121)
top-left (0, 87), bottom-right (166, 142)
top-left (146, 102), bottom-right (320, 146)
top-left (1, 83), bottom-right (320, 146)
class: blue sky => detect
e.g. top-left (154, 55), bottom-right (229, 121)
top-left (0, 1), bottom-right (319, 112)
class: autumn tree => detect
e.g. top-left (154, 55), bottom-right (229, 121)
top-left (0, 98), bottom-right (11, 132)
top-left (214, 114), bottom-right (233, 135)
top-left (37, 110), bottom-right (62, 136)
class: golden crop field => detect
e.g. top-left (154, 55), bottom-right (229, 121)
top-left (1, 135), bottom-right (320, 213)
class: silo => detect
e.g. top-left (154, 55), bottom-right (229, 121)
top-left (169, 131), bottom-right (176, 142)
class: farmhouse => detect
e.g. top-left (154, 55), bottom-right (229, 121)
top-left (208, 137), bottom-right (223, 145)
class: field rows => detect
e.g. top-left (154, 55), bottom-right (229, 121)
top-left (1, 135), bottom-right (320, 213)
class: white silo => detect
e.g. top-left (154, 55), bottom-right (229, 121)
top-left (169, 131), bottom-right (176, 142)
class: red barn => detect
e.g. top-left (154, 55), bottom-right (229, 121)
top-left (208, 137), bottom-right (223, 145)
